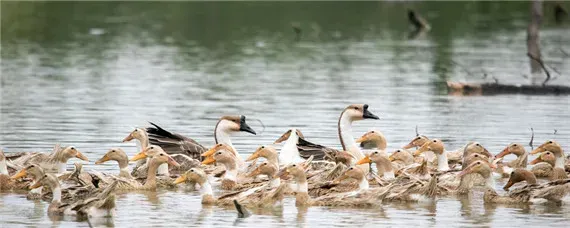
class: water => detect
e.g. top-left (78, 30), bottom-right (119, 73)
top-left (1, 1), bottom-right (570, 227)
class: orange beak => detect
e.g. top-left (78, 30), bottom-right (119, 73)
top-left (202, 156), bottom-right (216, 165)
top-left (530, 146), bottom-right (546, 155)
top-left (173, 174), bottom-right (187, 184)
top-left (95, 154), bottom-right (111, 165)
top-left (495, 147), bottom-right (510, 159)
top-left (414, 142), bottom-right (430, 156)
top-left (29, 181), bottom-right (43, 190)
top-left (529, 156), bottom-right (542, 165)
top-left (201, 146), bottom-right (218, 158)
top-left (130, 151), bottom-right (148, 161)
top-left (503, 180), bottom-right (514, 191)
top-left (356, 155), bottom-right (372, 165)
top-left (11, 168), bottom-right (28, 180)
top-left (246, 149), bottom-right (262, 162)
top-left (122, 133), bottom-right (135, 142)
top-left (458, 167), bottom-right (473, 177)
top-left (75, 151), bottom-right (89, 161)
top-left (355, 135), bottom-right (369, 143)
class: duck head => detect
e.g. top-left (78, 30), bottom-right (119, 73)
top-left (59, 146), bottom-right (89, 162)
top-left (464, 142), bottom-right (493, 159)
top-left (201, 143), bottom-right (237, 158)
top-left (202, 149), bottom-right (236, 166)
top-left (11, 164), bottom-right (44, 180)
top-left (174, 168), bottom-right (207, 185)
top-left (217, 115), bottom-right (256, 135)
top-left (95, 148), bottom-right (128, 165)
top-left (531, 140), bottom-right (563, 157)
top-left (389, 149), bottom-right (414, 164)
top-left (122, 128), bottom-right (147, 142)
top-left (333, 166), bottom-right (365, 184)
top-left (496, 143), bottom-right (526, 159)
top-left (29, 173), bottom-right (59, 190)
top-left (503, 169), bottom-right (537, 191)
top-left (274, 129), bottom-right (304, 144)
top-left (414, 139), bottom-right (444, 156)
top-left (131, 145), bottom-right (165, 161)
top-left (530, 151), bottom-right (556, 166)
top-left (247, 161), bottom-right (279, 178)
top-left (463, 153), bottom-right (489, 166)
top-left (355, 130), bottom-right (387, 150)
top-left (458, 160), bottom-right (495, 178)
top-left (246, 145), bottom-right (278, 162)
top-left (278, 163), bottom-right (306, 182)
top-left (342, 104), bottom-right (379, 121)
top-left (403, 135), bottom-right (429, 149)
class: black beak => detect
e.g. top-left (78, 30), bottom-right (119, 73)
top-left (362, 104), bottom-right (379, 120)
top-left (239, 116), bottom-right (257, 135)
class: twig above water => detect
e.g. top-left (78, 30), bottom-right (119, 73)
top-left (529, 127), bottom-right (535, 150)
top-left (527, 53), bottom-right (551, 87)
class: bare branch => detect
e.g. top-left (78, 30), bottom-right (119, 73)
top-left (415, 125), bottom-right (419, 137)
top-left (529, 127), bottom-right (535, 150)
top-left (554, 129), bottom-right (558, 135)
top-left (527, 53), bottom-right (551, 87)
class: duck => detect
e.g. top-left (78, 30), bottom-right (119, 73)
top-left (531, 140), bottom-right (566, 169)
top-left (403, 135), bottom-right (435, 162)
top-left (273, 128), bottom-right (305, 166)
top-left (296, 104), bottom-right (379, 171)
top-left (201, 147), bottom-right (248, 190)
top-left (388, 149), bottom-right (414, 171)
top-left (456, 161), bottom-right (497, 192)
top-left (122, 128), bottom-right (150, 155)
top-left (530, 151), bottom-right (567, 180)
top-left (115, 150), bottom-right (180, 190)
top-left (0, 149), bottom-right (27, 191)
top-left (246, 146), bottom-right (279, 166)
top-left (355, 151), bottom-right (395, 180)
top-left (497, 169), bottom-right (570, 204)
top-left (144, 115), bottom-right (256, 161)
top-left (414, 139), bottom-right (452, 172)
top-left (494, 143), bottom-right (529, 177)
top-left (29, 173), bottom-right (73, 215)
top-left (174, 167), bottom-right (286, 207)
top-left (95, 148), bottom-right (133, 179)
top-left (9, 145), bottom-right (88, 174)
top-left (132, 145), bottom-right (198, 178)
top-left (11, 164), bottom-right (46, 198)
top-left (70, 180), bottom-right (118, 218)
top-left (355, 130), bottom-right (388, 156)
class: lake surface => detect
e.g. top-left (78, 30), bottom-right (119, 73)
top-left (1, 1), bottom-right (569, 227)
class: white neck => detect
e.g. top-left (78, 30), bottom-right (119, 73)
top-left (280, 130), bottom-right (302, 165)
top-left (383, 171), bottom-right (395, 180)
top-left (555, 156), bottom-right (565, 169)
top-left (269, 177), bottom-right (281, 188)
top-left (52, 187), bottom-right (62, 203)
top-left (485, 175), bottom-right (495, 189)
top-left (120, 167), bottom-right (132, 178)
top-left (135, 140), bottom-right (143, 152)
top-left (358, 178), bottom-right (369, 190)
top-left (437, 151), bottom-right (450, 171)
top-left (0, 159), bottom-right (8, 175)
top-left (157, 163), bottom-right (169, 175)
top-left (57, 162), bottom-right (67, 173)
top-left (295, 181), bottom-right (308, 193)
top-left (224, 167), bottom-right (238, 182)
top-left (200, 181), bottom-right (214, 196)
top-left (339, 114), bottom-right (363, 160)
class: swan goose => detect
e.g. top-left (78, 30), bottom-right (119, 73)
top-left (296, 104), bottom-right (379, 172)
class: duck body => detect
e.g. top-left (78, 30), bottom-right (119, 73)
top-left (9, 145), bottom-right (88, 174)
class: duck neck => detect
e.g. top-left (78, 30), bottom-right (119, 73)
top-left (357, 177), bottom-right (369, 191)
top-left (137, 133), bottom-right (150, 150)
top-left (157, 163), bottom-right (170, 176)
top-left (144, 160), bottom-right (160, 188)
top-left (269, 176), bottom-right (281, 188)
top-left (481, 170), bottom-right (495, 188)
top-left (0, 159), bottom-right (8, 175)
top-left (280, 132), bottom-right (301, 165)
top-left (436, 151), bottom-right (449, 171)
top-left (294, 174), bottom-right (308, 193)
top-left (52, 186), bottom-right (62, 203)
top-left (200, 180), bottom-right (214, 196)
top-left (555, 153), bottom-right (565, 169)
top-left (375, 157), bottom-right (394, 179)
top-left (117, 159), bottom-right (132, 178)
top-left (223, 162), bottom-right (238, 182)
top-left (338, 113), bottom-right (362, 159)
top-left (524, 172), bottom-right (538, 185)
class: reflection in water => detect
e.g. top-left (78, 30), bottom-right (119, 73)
top-left (1, 1), bottom-right (570, 227)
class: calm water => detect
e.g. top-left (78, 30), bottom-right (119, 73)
top-left (1, 1), bottom-right (570, 227)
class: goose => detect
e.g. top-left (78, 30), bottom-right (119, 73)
top-left (296, 104), bottom-right (379, 171)
top-left (355, 130), bottom-right (387, 156)
top-left (10, 145), bottom-right (88, 174)
top-left (144, 115), bottom-right (256, 161)
top-left (530, 151), bottom-right (567, 180)
top-left (95, 148), bottom-right (133, 179)
top-left (273, 128), bottom-right (305, 166)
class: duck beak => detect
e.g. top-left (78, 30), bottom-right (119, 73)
top-left (247, 166), bottom-right (262, 177)
top-left (402, 141), bottom-right (416, 149)
top-left (503, 180), bottom-right (514, 191)
top-left (333, 172), bottom-right (349, 184)
top-left (75, 151), bottom-right (89, 161)
top-left (130, 152), bottom-right (148, 161)
top-left (167, 156), bottom-right (181, 167)
top-left (29, 181), bottom-right (42, 190)
top-left (355, 135), bottom-right (368, 143)
top-left (388, 154), bottom-right (395, 161)
top-left (122, 133), bottom-right (134, 142)
top-left (273, 132), bottom-right (290, 144)
top-left (95, 154), bottom-right (111, 165)
top-left (201, 147), bottom-right (218, 157)
top-left (246, 149), bottom-right (261, 162)
top-left (362, 108), bottom-right (379, 120)
top-left (495, 147), bottom-right (510, 159)
top-left (202, 156), bottom-right (216, 165)
top-left (173, 175), bottom-right (187, 184)
top-left (277, 168), bottom-right (290, 179)
top-left (414, 142), bottom-right (430, 156)
top-left (11, 168), bottom-right (27, 179)
top-left (529, 156), bottom-right (541, 165)
top-left (356, 155), bottom-right (372, 165)
top-left (530, 146), bottom-right (546, 155)
top-left (458, 167), bottom-right (473, 177)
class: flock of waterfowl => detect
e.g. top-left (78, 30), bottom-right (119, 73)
top-left (1, 104), bottom-right (569, 220)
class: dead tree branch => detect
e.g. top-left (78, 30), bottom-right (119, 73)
top-left (527, 53), bottom-right (551, 86)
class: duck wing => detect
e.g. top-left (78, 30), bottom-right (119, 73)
top-left (146, 122), bottom-right (207, 160)
top-left (296, 138), bottom-right (336, 161)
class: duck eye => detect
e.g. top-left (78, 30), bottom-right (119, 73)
top-left (160, 154), bottom-right (165, 156)
top-left (111, 150), bottom-right (115, 152)
top-left (476, 143), bottom-right (481, 147)
top-left (548, 141), bottom-right (553, 144)
top-left (512, 144), bottom-right (517, 147)
top-left (371, 131), bottom-right (375, 133)
top-left (190, 169), bottom-right (194, 172)
top-left (217, 152), bottom-right (222, 155)
top-left (476, 162), bottom-right (481, 165)
top-left (292, 164), bottom-right (296, 167)
top-left (433, 140), bottom-right (437, 142)
top-left (374, 151), bottom-right (379, 154)
top-left (261, 146), bottom-right (265, 149)
top-left (354, 107), bottom-right (359, 110)
top-left (349, 167), bottom-right (354, 170)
